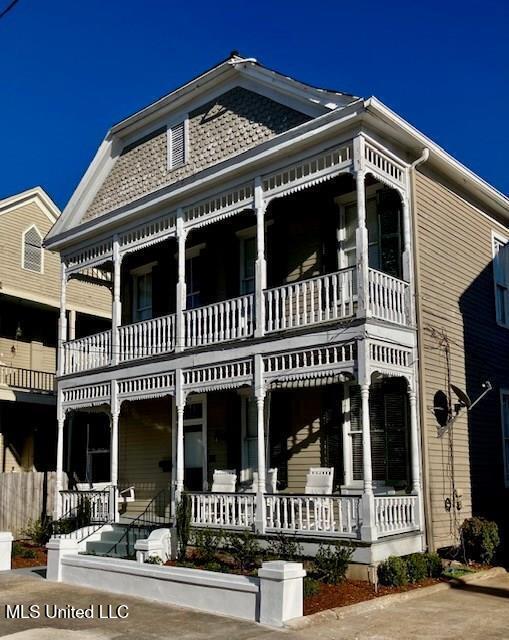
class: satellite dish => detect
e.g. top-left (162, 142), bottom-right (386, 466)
top-left (451, 384), bottom-right (472, 409)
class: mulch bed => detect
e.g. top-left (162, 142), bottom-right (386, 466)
top-left (11, 542), bottom-right (47, 569)
top-left (303, 577), bottom-right (443, 615)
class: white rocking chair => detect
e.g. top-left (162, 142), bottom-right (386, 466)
top-left (211, 469), bottom-right (237, 493)
top-left (305, 467), bottom-right (335, 531)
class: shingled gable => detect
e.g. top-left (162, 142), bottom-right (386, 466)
top-left (52, 53), bottom-right (357, 235)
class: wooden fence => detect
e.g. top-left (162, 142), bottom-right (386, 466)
top-left (0, 472), bottom-right (67, 537)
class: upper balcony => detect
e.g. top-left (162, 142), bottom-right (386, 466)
top-left (62, 266), bottom-right (409, 375)
top-left (58, 138), bottom-right (414, 378)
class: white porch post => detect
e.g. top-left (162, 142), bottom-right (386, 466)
top-left (170, 395), bottom-right (177, 516)
top-left (58, 263), bottom-right (68, 376)
top-left (68, 310), bottom-right (76, 342)
top-left (110, 381), bottom-right (119, 522)
top-left (341, 382), bottom-right (353, 487)
top-left (353, 136), bottom-right (370, 319)
top-left (254, 177), bottom-right (267, 338)
top-left (254, 353), bottom-right (266, 533)
top-left (175, 213), bottom-right (187, 353)
top-left (55, 389), bottom-right (65, 518)
top-left (401, 194), bottom-right (415, 323)
top-left (175, 370), bottom-right (185, 501)
top-left (111, 235), bottom-right (122, 366)
top-left (357, 340), bottom-right (377, 541)
top-left (408, 385), bottom-right (420, 496)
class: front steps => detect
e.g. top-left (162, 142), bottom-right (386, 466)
top-left (84, 523), bottom-right (152, 558)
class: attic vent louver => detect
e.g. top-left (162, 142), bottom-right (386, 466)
top-left (169, 120), bottom-right (186, 169)
top-left (23, 226), bottom-right (43, 273)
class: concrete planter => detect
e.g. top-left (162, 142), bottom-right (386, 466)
top-left (0, 532), bottom-right (13, 571)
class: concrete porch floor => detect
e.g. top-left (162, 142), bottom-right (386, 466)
top-left (0, 568), bottom-right (508, 639)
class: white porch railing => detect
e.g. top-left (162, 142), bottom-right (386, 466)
top-left (184, 294), bottom-right (254, 348)
top-left (264, 494), bottom-right (361, 537)
top-left (265, 268), bottom-right (355, 333)
top-left (59, 488), bottom-right (113, 523)
top-left (119, 314), bottom-right (176, 362)
top-left (368, 269), bottom-right (409, 325)
top-left (62, 331), bottom-right (111, 374)
top-left (375, 495), bottom-right (419, 536)
top-left (189, 492), bottom-right (256, 529)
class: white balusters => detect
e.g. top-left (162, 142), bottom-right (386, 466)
top-left (118, 314), bottom-right (176, 363)
top-left (183, 294), bottom-right (254, 348)
top-left (189, 492), bottom-right (255, 529)
top-left (265, 268), bottom-right (354, 333)
top-left (374, 495), bottom-right (418, 535)
top-left (264, 495), bottom-right (360, 537)
top-left (63, 330), bottom-right (111, 374)
top-left (368, 269), bottom-right (409, 325)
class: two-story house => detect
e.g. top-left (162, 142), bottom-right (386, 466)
top-left (44, 54), bottom-right (509, 568)
top-left (0, 187), bottom-right (111, 476)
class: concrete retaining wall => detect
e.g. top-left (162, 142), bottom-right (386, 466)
top-left (47, 537), bottom-right (305, 627)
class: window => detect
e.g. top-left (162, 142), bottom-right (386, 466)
top-left (240, 233), bottom-right (256, 295)
top-left (493, 234), bottom-right (509, 326)
top-left (339, 189), bottom-right (403, 278)
top-left (185, 244), bottom-right (204, 309)
top-left (131, 263), bottom-right (155, 322)
top-left (167, 119), bottom-right (187, 170)
top-left (22, 225), bottom-right (43, 273)
top-left (500, 390), bottom-right (509, 487)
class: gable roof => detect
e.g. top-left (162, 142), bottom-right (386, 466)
top-left (0, 186), bottom-right (60, 224)
top-left (47, 53), bottom-right (360, 241)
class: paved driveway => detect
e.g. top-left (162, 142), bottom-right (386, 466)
top-left (0, 569), bottom-right (507, 639)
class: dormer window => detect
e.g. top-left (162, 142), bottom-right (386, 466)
top-left (22, 225), bottom-right (43, 273)
top-left (167, 119), bottom-right (187, 170)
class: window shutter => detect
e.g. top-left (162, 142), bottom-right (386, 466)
top-left (169, 121), bottom-right (185, 169)
top-left (24, 227), bottom-right (42, 272)
top-left (369, 383), bottom-right (386, 482)
top-left (349, 385), bottom-right (363, 481)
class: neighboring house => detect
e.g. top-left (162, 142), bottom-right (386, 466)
top-left (44, 54), bottom-right (509, 567)
top-left (0, 187), bottom-right (111, 473)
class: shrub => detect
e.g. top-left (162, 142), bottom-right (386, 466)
top-left (425, 552), bottom-right (443, 578)
top-left (203, 561), bottom-right (223, 573)
top-left (406, 553), bottom-right (428, 583)
top-left (193, 528), bottom-right (224, 564)
top-left (266, 533), bottom-right (303, 561)
top-left (11, 542), bottom-right (23, 557)
top-left (460, 517), bottom-right (500, 564)
top-left (176, 493), bottom-right (192, 562)
top-left (21, 518), bottom-right (52, 546)
top-left (226, 531), bottom-right (261, 571)
top-left (144, 555), bottom-right (162, 565)
top-left (303, 577), bottom-right (320, 598)
top-left (313, 542), bottom-right (353, 585)
top-left (378, 556), bottom-right (408, 587)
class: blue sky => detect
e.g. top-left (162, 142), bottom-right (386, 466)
top-left (0, 0), bottom-right (507, 209)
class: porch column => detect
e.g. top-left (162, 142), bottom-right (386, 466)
top-left (58, 263), bottom-right (67, 376)
top-left (353, 136), bottom-right (370, 319)
top-left (175, 370), bottom-right (185, 500)
top-left (254, 354), bottom-right (266, 533)
top-left (68, 310), bottom-right (76, 341)
top-left (254, 177), bottom-right (267, 338)
top-left (408, 386), bottom-right (420, 495)
top-left (110, 381), bottom-right (119, 521)
top-left (55, 390), bottom-right (65, 518)
top-left (342, 383), bottom-right (353, 487)
top-left (360, 382), bottom-right (377, 541)
top-left (170, 396), bottom-right (177, 516)
top-left (175, 213), bottom-right (187, 353)
top-left (111, 235), bottom-right (122, 366)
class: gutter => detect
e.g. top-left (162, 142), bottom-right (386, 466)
top-left (408, 147), bottom-right (434, 551)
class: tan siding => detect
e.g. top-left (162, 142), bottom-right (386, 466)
top-left (0, 200), bottom-right (110, 316)
top-left (415, 170), bottom-right (509, 549)
top-left (118, 398), bottom-right (171, 499)
top-left (0, 338), bottom-right (55, 373)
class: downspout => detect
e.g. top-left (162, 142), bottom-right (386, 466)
top-left (409, 148), bottom-right (433, 549)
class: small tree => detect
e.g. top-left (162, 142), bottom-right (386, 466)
top-left (313, 542), bottom-right (353, 585)
top-left (176, 493), bottom-right (192, 561)
top-left (460, 517), bottom-right (500, 564)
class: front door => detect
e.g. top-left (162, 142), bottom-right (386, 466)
top-left (183, 395), bottom-right (207, 490)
